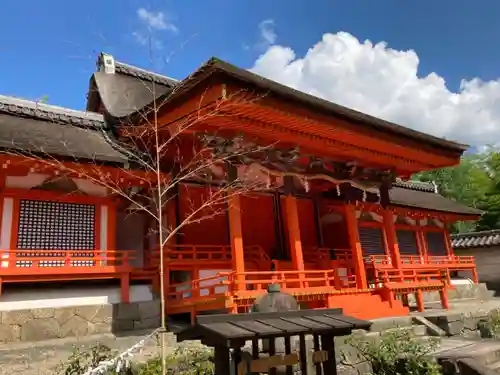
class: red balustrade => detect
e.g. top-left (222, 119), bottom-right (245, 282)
top-left (0, 249), bottom-right (136, 302)
top-left (150, 244), bottom-right (271, 269)
top-left (0, 249), bottom-right (135, 274)
top-left (167, 268), bottom-right (358, 303)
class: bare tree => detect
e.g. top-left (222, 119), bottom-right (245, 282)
top-left (2, 59), bottom-right (274, 374)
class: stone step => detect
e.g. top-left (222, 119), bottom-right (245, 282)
top-left (435, 340), bottom-right (500, 369)
top-left (486, 358), bottom-right (500, 373)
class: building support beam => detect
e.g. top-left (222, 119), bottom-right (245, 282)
top-left (227, 190), bottom-right (246, 291)
top-left (416, 229), bottom-right (428, 262)
top-left (284, 195), bottom-right (305, 273)
top-left (383, 210), bottom-right (402, 269)
top-left (344, 204), bottom-right (368, 289)
top-left (282, 176), bottom-right (305, 275)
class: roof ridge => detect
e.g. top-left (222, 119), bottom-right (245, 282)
top-left (451, 229), bottom-right (500, 238)
top-left (393, 178), bottom-right (436, 193)
top-left (0, 95), bottom-right (105, 128)
top-left (114, 61), bottom-right (179, 84)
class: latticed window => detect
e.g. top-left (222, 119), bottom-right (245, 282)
top-left (358, 226), bottom-right (385, 256)
top-left (396, 229), bottom-right (419, 255)
top-left (16, 200), bottom-right (96, 267)
top-left (425, 231), bottom-right (447, 256)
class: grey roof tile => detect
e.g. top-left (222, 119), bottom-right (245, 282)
top-left (451, 230), bottom-right (500, 249)
top-left (389, 179), bottom-right (483, 216)
top-left (393, 178), bottom-right (436, 193)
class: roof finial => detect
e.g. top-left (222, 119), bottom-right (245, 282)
top-left (98, 52), bottom-right (116, 75)
top-left (432, 180), bottom-right (438, 194)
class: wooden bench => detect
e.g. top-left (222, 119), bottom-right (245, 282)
top-left (378, 280), bottom-right (448, 312)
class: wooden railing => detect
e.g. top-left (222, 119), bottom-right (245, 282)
top-left (365, 254), bottom-right (476, 267)
top-left (151, 244), bottom-right (232, 263)
top-left (166, 269), bottom-right (358, 303)
top-left (0, 249), bottom-right (136, 302)
top-left (151, 244), bottom-right (272, 269)
top-left (0, 249), bottom-right (135, 273)
top-left (375, 268), bottom-right (449, 284)
top-left (302, 247), bottom-right (354, 264)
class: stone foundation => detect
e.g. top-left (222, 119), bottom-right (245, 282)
top-left (408, 283), bottom-right (494, 305)
top-left (0, 300), bottom-right (161, 343)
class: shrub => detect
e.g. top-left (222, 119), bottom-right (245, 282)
top-left (478, 309), bottom-right (500, 338)
top-left (56, 343), bottom-right (129, 375)
top-left (139, 345), bottom-right (214, 375)
top-left (343, 328), bottom-right (442, 375)
top-left (57, 342), bottom-right (214, 375)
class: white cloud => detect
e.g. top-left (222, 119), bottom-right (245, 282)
top-left (132, 31), bottom-right (163, 50)
top-left (137, 8), bottom-right (178, 33)
top-left (251, 32), bottom-right (500, 147)
top-left (257, 19), bottom-right (277, 49)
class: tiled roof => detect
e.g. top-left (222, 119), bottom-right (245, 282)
top-left (393, 179), bottom-right (437, 193)
top-left (0, 95), bottom-right (127, 163)
top-left (0, 95), bottom-right (105, 128)
top-left (451, 230), bottom-right (500, 249)
top-left (389, 179), bottom-right (483, 216)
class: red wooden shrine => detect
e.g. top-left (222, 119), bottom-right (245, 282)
top-left (0, 55), bottom-right (482, 322)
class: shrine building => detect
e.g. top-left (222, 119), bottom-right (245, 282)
top-left (0, 53), bottom-right (483, 326)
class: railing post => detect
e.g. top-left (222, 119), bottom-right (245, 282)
top-left (472, 267), bottom-right (479, 284)
top-left (120, 273), bottom-right (130, 303)
top-left (122, 251), bottom-right (128, 267)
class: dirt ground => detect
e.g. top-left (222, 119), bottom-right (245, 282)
top-left (0, 329), bottom-right (163, 375)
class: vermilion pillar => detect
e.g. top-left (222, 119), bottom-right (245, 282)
top-left (284, 195), bottom-right (305, 272)
top-left (383, 210), bottom-right (401, 269)
top-left (227, 191), bottom-right (246, 291)
top-left (417, 229), bottom-right (428, 261)
top-left (344, 204), bottom-right (368, 289)
top-left (444, 228), bottom-right (454, 258)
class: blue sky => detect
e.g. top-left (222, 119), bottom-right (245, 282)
top-left (1, 1), bottom-right (500, 146)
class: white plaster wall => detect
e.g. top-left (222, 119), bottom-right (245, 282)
top-left (5, 173), bottom-right (106, 197)
top-left (100, 205), bottom-right (108, 265)
top-left (0, 285), bottom-right (153, 311)
top-left (199, 269), bottom-right (231, 295)
top-left (0, 197), bottom-right (13, 268)
top-left (6, 173), bottom-right (49, 189)
top-left (116, 211), bottom-right (145, 267)
top-left (74, 178), bottom-right (107, 196)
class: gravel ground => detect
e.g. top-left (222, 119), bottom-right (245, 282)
top-left (0, 330), bottom-right (170, 375)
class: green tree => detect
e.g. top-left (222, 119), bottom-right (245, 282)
top-left (413, 153), bottom-right (491, 233)
top-left (474, 148), bottom-right (500, 230)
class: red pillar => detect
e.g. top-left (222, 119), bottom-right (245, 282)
top-left (284, 195), bottom-right (305, 272)
top-left (417, 229), bottom-right (428, 262)
top-left (228, 191), bottom-right (246, 291)
top-left (443, 227), bottom-right (454, 258)
top-left (344, 204), bottom-right (368, 289)
top-left (383, 210), bottom-right (401, 269)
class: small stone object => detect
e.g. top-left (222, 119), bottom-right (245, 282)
top-left (250, 283), bottom-right (299, 357)
top-left (251, 284), bottom-right (299, 313)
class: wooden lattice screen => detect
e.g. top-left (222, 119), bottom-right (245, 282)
top-left (396, 229), bottom-right (419, 255)
top-left (425, 231), bottom-right (447, 256)
top-left (359, 226), bottom-right (385, 256)
top-left (16, 200), bottom-right (96, 267)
